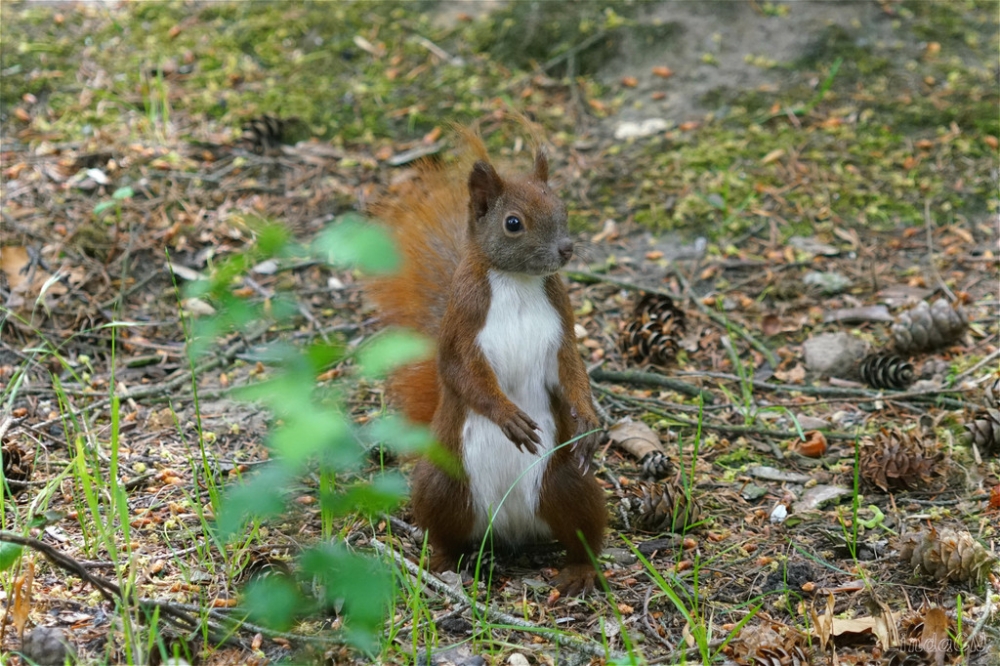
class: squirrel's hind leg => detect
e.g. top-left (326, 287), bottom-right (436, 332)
top-left (537, 462), bottom-right (606, 596)
top-left (410, 458), bottom-right (475, 572)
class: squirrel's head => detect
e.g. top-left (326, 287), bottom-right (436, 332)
top-left (466, 150), bottom-right (573, 276)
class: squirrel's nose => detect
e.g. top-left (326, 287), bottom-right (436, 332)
top-left (558, 238), bottom-right (574, 262)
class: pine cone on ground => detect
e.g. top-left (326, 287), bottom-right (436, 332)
top-left (858, 353), bottom-right (914, 390)
top-left (242, 114), bottom-right (288, 152)
top-left (898, 527), bottom-right (997, 584)
top-left (619, 294), bottom-right (687, 367)
top-left (738, 625), bottom-right (810, 666)
top-left (858, 428), bottom-right (940, 493)
top-left (899, 607), bottom-right (987, 656)
top-left (891, 299), bottom-right (967, 353)
top-left (966, 377), bottom-right (1000, 456)
top-left (1, 438), bottom-right (33, 495)
top-left (751, 644), bottom-right (809, 666)
top-left (638, 450), bottom-right (673, 479)
top-left (625, 477), bottom-right (702, 533)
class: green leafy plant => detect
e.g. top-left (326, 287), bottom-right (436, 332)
top-left (185, 213), bottom-right (433, 652)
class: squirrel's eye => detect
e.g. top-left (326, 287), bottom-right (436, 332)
top-left (504, 215), bottom-right (523, 233)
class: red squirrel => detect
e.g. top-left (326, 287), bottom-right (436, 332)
top-left (369, 127), bottom-right (606, 595)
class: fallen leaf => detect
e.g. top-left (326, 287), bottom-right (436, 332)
top-left (788, 235), bottom-right (839, 256)
top-left (591, 218), bottom-right (618, 243)
top-left (761, 148), bottom-right (785, 164)
top-left (810, 594), bottom-right (834, 650)
top-left (621, 76), bottom-right (638, 88)
top-left (651, 66), bottom-right (673, 78)
top-left (795, 484), bottom-right (852, 511)
top-left (773, 363), bottom-right (805, 384)
top-left (607, 418), bottom-right (664, 461)
top-left (822, 305), bottom-right (893, 324)
top-left (747, 466), bottom-right (811, 484)
top-left (795, 430), bottom-right (827, 458)
top-left (12, 559), bottom-right (34, 638)
top-left (921, 607), bottom-right (949, 666)
top-left (0, 246), bottom-right (30, 290)
top-left (761, 313), bottom-right (782, 337)
top-left (422, 126), bottom-right (442, 144)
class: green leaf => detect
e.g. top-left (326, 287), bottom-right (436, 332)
top-left (93, 199), bottom-right (116, 215)
top-left (320, 473), bottom-right (407, 518)
top-left (269, 411), bottom-right (354, 467)
top-left (112, 186), bottom-right (134, 200)
top-left (365, 415), bottom-right (435, 455)
top-left (253, 221), bottom-right (291, 257)
top-left (215, 466), bottom-right (290, 540)
top-left (0, 542), bottom-right (24, 571)
top-left (243, 574), bottom-right (304, 632)
top-left (305, 341), bottom-right (345, 372)
top-left (312, 214), bottom-right (400, 274)
top-left (356, 329), bottom-right (431, 379)
top-left (299, 542), bottom-right (392, 651)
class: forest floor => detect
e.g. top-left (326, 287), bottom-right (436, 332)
top-left (1, 1), bottom-right (999, 665)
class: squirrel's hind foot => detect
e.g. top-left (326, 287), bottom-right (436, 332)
top-left (552, 563), bottom-right (599, 599)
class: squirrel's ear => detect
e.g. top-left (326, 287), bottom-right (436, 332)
top-left (533, 149), bottom-right (549, 183)
top-left (469, 160), bottom-right (502, 220)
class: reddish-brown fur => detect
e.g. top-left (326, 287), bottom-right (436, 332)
top-left (368, 127), bottom-right (606, 595)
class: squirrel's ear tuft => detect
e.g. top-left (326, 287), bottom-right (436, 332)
top-left (533, 149), bottom-right (549, 183)
top-left (469, 160), bottom-right (503, 220)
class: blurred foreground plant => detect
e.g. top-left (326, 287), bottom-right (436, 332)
top-left (183, 213), bottom-right (432, 651)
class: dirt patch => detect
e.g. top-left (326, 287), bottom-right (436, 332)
top-left (601, 2), bottom-right (897, 125)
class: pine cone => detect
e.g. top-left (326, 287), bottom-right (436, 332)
top-left (967, 415), bottom-right (1000, 456)
top-left (2, 438), bottom-right (33, 495)
top-left (966, 377), bottom-right (1000, 455)
top-left (629, 478), bottom-right (702, 533)
top-left (898, 527), bottom-right (997, 584)
top-left (751, 644), bottom-right (809, 666)
top-left (242, 114), bottom-right (287, 152)
top-left (638, 451), bottom-right (673, 479)
top-left (891, 299), bottom-right (967, 353)
top-left (619, 294), bottom-right (687, 367)
top-left (858, 428), bottom-right (940, 493)
top-left (858, 353), bottom-right (914, 390)
top-left (898, 607), bottom-right (987, 655)
top-left (769, 275), bottom-right (804, 301)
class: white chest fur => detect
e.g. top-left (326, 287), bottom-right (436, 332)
top-left (462, 270), bottom-right (562, 543)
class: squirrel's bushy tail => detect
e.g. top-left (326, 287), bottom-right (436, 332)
top-left (367, 130), bottom-right (489, 423)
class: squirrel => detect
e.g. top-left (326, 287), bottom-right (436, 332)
top-left (369, 126), bottom-right (606, 596)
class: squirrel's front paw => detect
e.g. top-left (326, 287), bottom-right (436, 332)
top-left (570, 407), bottom-right (602, 473)
top-left (500, 409), bottom-right (541, 454)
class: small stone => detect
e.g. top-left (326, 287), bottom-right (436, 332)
top-left (613, 118), bottom-right (671, 140)
top-left (21, 627), bottom-right (76, 666)
top-left (795, 484), bottom-right (853, 511)
top-left (802, 332), bottom-right (869, 378)
top-left (803, 270), bottom-right (851, 294)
